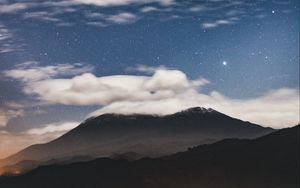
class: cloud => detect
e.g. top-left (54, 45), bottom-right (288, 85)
top-left (0, 121), bottom-right (79, 159)
top-left (140, 6), bottom-right (159, 13)
top-left (107, 12), bottom-right (138, 24)
top-left (86, 21), bottom-right (107, 27)
top-left (4, 64), bottom-right (298, 128)
top-left (85, 12), bottom-right (106, 19)
top-left (25, 122), bottom-right (79, 135)
top-left (84, 11), bottom-right (138, 25)
top-left (23, 11), bottom-right (60, 22)
top-left (0, 23), bottom-right (21, 53)
top-left (0, 108), bottom-right (24, 127)
top-left (202, 19), bottom-right (233, 29)
top-left (3, 61), bottom-right (93, 82)
top-left (0, 3), bottom-right (28, 14)
top-left (0, 103), bottom-right (24, 127)
top-left (89, 88), bottom-right (299, 129)
top-left (70, 0), bottom-right (174, 7)
top-left (189, 5), bottom-right (207, 12)
top-left (0, 0), bottom-right (273, 30)
top-left (0, 61), bottom-right (92, 127)
top-left (0, 24), bottom-right (11, 41)
top-left (23, 70), bottom-right (207, 106)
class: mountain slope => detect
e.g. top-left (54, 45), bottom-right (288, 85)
top-left (0, 125), bottom-right (298, 188)
top-left (0, 107), bottom-right (273, 167)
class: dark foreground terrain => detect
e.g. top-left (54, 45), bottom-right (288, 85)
top-left (0, 125), bottom-right (298, 188)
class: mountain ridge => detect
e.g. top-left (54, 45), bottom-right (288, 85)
top-left (0, 107), bottom-right (274, 168)
top-left (0, 125), bottom-right (297, 188)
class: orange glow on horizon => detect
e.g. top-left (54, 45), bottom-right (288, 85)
top-left (0, 167), bottom-right (23, 176)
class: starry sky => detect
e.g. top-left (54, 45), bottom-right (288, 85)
top-left (0, 0), bottom-right (299, 158)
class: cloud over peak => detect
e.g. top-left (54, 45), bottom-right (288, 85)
top-left (3, 64), bottom-right (299, 128)
top-left (23, 69), bottom-right (207, 106)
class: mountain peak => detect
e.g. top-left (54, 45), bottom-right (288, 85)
top-left (177, 107), bottom-right (218, 114)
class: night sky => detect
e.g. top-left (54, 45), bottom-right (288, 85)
top-left (0, 0), bottom-right (299, 158)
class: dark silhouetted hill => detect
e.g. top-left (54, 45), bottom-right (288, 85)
top-left (1, 125), bottom-right (297, 188)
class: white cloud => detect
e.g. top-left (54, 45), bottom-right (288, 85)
top-left (215, 19), bottom-right (231, 25)
top-left (3, 62), bottom-right (93, 82)
top-left (3, 65), bottom-right (299, 128)
top-left (107, 12), bottom-right (138, 24)
top-left (89, 88), bottom-right (299, 129)
top-left (0, 108), bottom-right (24, 127)
top-left (0, 3), bottom-right (28, 14)
top-left (22, 70), bottom-right (208, 106)
top-left (0, 24), bottom-right (11, 41)
top-left (70, 0), bottom-right (174, 7)
top-left (0, 61), bottom-right (92, 127)
top-left (202, 19), bottom-right (233, 29)
top-left (85, 12), bottom-right (106, 19)
top-left (202, 23), bottom-right (217, 28)
top-left (25, 122), bottom-right (79, 135)
top-left (0, 102), bottom-right (25, 127)
top-left (85, 11), bottom-right (138, 25)
top-left (0, 23), bottom-right (20, 53)
top-left (0, 121), bottom-right (79, 159)
top-left (86, 21), bottom-right (107, 27)
top-left (140, 6), bottom-right (159, 13)
top-left (189, 5), bottom-right (207, 12)
top-left (23, 11), bottom-right (60, 22)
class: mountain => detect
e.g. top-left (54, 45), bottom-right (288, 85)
top-left (0, 107), bottom-right (273, 168)
top-left (0, 160), bottom-right (39, 176)
top-left (0, 125), bottom-right (298, 188)
top-left (0, 155), bottom-right (94, 177)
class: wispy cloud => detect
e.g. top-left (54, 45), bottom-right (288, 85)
top-left (23, 11), bottom-right (60, 22)
top-left (0, 0), bottom-right (283, 30)
top-left (0, 107), bottom-right (24, 127)
top-left (188, 5), bottom-right (207, 12)
top-left (140, 6), bottom-right (159, 13)
top-left (202, 19), bottom-right (233, 29)
top-left (3, 61), bottom-right (94, 82)
top-left (107, 12), bottom-right (138, 24)
top-left (0, 3), bottom-right (28, 14)
top-left (86, 21), bottom-right (107, 27)
top-left (0, 24), bottom-right (11, 41)
top-left (25, 122), bottom-right (79, 135)
top-left (0, 23), bottom-right (21, 53)
top-left (70, 0), bottom-right (174, 7)
top-left (84, 11), bottom-right (138, 26)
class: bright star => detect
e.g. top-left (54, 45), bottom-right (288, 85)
top-left (272, 10), bottom-right (275, 14)
top-left (222, 61), bottom-right (227, 66)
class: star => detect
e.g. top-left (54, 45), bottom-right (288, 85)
top-left (272, 10), bottom-right (275, 14)
top-left (222, 61), bottom-right (227, 66)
